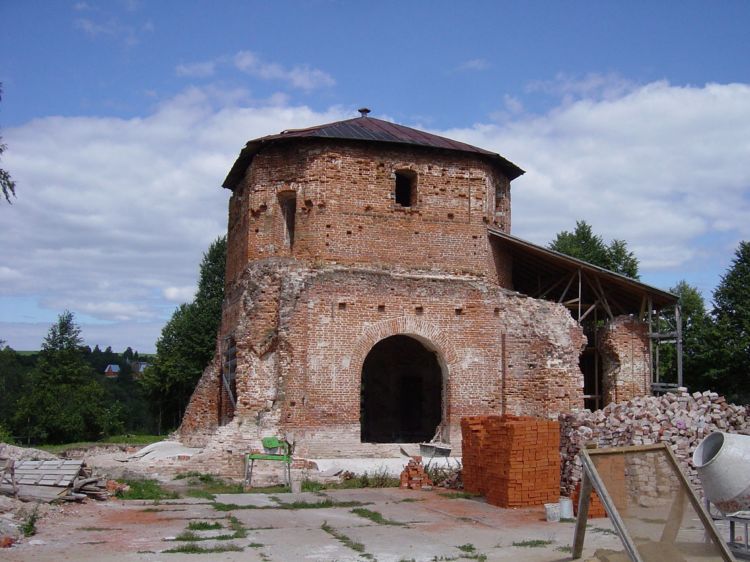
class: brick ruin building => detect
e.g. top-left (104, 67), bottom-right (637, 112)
top-left (178, 111), bottom-right (679, 471)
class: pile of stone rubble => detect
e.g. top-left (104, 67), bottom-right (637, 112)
top-left (559, 389), bottom-right (750, 496)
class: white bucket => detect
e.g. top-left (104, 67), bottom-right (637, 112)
top-left (559, 497), bottom-right (574, 519)
top-left (545, 502), bottom-right (561, 522)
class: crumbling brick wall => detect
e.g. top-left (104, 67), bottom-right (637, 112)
top-left (598, 315), bottom-right (650, 404)
top-left (179, 258), bottom-right (586, 468)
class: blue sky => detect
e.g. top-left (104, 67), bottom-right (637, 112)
top-left (1, 1), bottom-right (750, 352)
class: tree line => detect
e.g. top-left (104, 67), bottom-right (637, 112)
top-left (0, 236), bottom-right (226, 445)
top-left (2, 223), bottom-right (747, 445)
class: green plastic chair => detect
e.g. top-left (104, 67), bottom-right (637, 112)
top-left (244, 437), bottom-right (292, 488)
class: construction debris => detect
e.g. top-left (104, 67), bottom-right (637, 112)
top-left (400, 456), bottom-right (433, 490)
top-left (462, 415), bottom-right (560, 508)
top-left (560, 389), bottom-right (750, 497)
top-left (1, 458), bottom-right (110, 503)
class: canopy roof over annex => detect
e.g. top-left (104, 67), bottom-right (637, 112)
top-left (488, 228), bottom-right (678, 321)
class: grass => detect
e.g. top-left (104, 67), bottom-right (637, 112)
top-left (560, 517), bottom-right (576, 523)
top-left (21, 506), bottom-right (39, 537)
top-left (184, 489), bottom-right (216, 500)
top-left (440, 491), bottom-right (480, 500)
top-left (511, 539), bottom-right (554, 548)
top-left (213, 498), bottom-right (368, 511)
top-left (452, 544), bottom-right (487, 561)
top-left (186, 521), bottom-right (222, 531)
top-left (174, 472), bottom-right (245, 497)
top-left (350, 507), bottom-right (405, 526)
top-left (227, 516), bottom-right (247, 538)
top-left (556, 545), bottom-right (573, 553)
top-left (36, 434), bottom-right (162, 454)
top-left (591, 526), bottom-right (617, 535)
top-left (321, 522), bottom-right (371, 558)
top-left (116, 479), bottom-right (180, 500)
top-left (301, 468), bottom-right (400, 492)
top-left (163, 543), bottom-right (243, 554)
top-left (174, 530), bottom-right (237, 542)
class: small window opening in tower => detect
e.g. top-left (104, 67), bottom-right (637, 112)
top-left (394, 170), bottom-right (417, 207)
top-left (278, 193), bottom-right (296, 247)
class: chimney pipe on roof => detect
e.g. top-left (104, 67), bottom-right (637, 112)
top-left (358, 107), bottom-right (371, 117)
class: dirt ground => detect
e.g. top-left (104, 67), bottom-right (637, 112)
top-left (2, 486), bottom-right (624, 562)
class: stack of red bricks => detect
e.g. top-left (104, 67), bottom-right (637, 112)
top-left (461, 415), bottom-right (560, 508)
top-left (571, 483), bottom-right (607, 518)
top-left (399, 456), bottom-right (433, 490)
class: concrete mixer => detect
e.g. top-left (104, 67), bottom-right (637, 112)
top-left (692, 431), bottom-right (750, 515)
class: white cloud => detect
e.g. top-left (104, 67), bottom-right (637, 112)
top-left (233, 50), bottom-right (335, 91)
top-left (527, 72), bottom-right (637, 103)
top-left (1, 89), bottom-right (348, 351)
top-left (176, 61), bottom-right (216, 78)
top-left (3, 79), bottom-right (750, 351)
top-left (457, 58), bottom-right (490, 72)
top-left (442, 80), bottom-right (750, 274)
top-left (163, 286), bottom-right (197, 303)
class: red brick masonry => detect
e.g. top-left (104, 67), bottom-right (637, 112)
top-left (462, 415), bottom-right (560, 508)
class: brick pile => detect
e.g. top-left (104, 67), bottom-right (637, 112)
top-left (461, 415), bottom-right (560, 508)
top-left (399, 456), bottom-right (433, 490)
top-left (571, 482), bottom-right (607, 518)
top-left (559, 389), bottom-right (750, 498)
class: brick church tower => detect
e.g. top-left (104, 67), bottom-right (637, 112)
top-left (178, 111), bottom-right (668, 472)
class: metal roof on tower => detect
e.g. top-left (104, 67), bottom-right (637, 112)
top-left (222, 113), bottom-right (525, 189)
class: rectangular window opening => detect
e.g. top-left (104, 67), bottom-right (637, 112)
top-left (279, 193), bottom-right (296, 247)
top-left (395, 171), bottom-right (417, 207)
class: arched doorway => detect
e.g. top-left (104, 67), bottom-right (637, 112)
top-left (360, 335), bottom-right (443, 443)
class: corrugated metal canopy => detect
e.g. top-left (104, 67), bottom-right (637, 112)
top-left (223, 115), bottom-right (524, 189)
top-left (489, 228), bottom-right (677, 313)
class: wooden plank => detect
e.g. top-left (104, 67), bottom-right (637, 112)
top-left (14, 469), bottom-right (80, 476)
top-left (0, 483), bottom-right (68, 502)
top-left (572, 471), bottom-right (592, 559)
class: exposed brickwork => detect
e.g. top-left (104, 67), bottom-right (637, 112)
top-left (177, 126), bottom-right (654, 479)
top-left (598, 316), bottom-right (650, 404)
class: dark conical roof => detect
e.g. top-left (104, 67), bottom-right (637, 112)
top-left (223, 115), bottom-right (524, 189)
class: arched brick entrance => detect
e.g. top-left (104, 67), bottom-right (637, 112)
top-left (349, 317), bottom-right (458, 444)
top-left (361, 335), bottom-right (443, 443)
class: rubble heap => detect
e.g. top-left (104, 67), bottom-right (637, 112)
top-left (559, 389), bottom-right (750, 496)
top-left (462, 415), bottom-right (560, 508)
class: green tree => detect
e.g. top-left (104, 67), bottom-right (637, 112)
top-left (142, 236), bottom-right (226, 432)
top-left (1, 84), bottom-right (16, 204)
top-left (12, 311), bottom-right (111, 444)
top-left (657, 281), bottom-right (711, 389)
top-left (702, 241), bottom-right (750, 404)
top-left (549, 220), bottom-right (640, 278)
top-left (0, 345), bottom-right (33, 438)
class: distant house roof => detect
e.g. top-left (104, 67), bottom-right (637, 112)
top-left (104, 364), bottom-right (120, 373)
top-left (131, 361), bottom-right (150, 373)
top-left (223, 114), bottom-right (525, 190)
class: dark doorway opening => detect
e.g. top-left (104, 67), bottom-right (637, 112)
top-left (580, 319), bottom-right (603, 410)
top-left (360, 335), bottom-right (442, 443)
